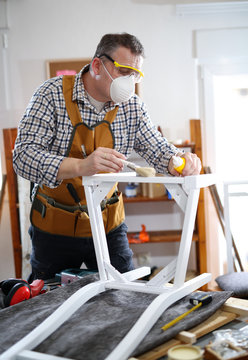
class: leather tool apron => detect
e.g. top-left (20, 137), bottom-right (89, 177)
top-left (30, 75), bottom-right (125, 237)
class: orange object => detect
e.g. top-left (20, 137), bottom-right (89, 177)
top-left (128, 224), bottom-right (150, 243)
top-left (128, 235), bottom-right (141, 244)
top-left (139, 224), bottom-right (149, 242)
top-left (183, 139), bottom-right (190, 145)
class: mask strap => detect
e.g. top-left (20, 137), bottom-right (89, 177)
top-left (101, 60), bottom-right (114, 81)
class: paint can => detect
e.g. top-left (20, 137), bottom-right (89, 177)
top-left (168, 345), bottom-right (203, 360)
top-left (125, 183), bottom-right (137, 197)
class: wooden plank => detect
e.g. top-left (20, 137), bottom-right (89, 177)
top-left (0, 173), bottom-right (7, 222)
top-left (223, 297), bottom-right (248, 318)
top-left (3, 128), bottom-right (22, 278)
top-left (128, 230), bottom-right (199, 244)
top-left (192, 309), bottom-right (237, 338)
top-left (138, 339), bottom-right (181, 360)
top-left (137, 296), bottom-right (248, 360)
top-left (149, 230), bottom-right (198, 243)
top-left (175, 331), bottom-right (196, 344)
top-left (138, 310), bottom-right (237, 360)
top-left (190, 119), bottom-right (207, 277)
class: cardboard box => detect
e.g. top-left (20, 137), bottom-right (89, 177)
top-left (141, 183), bottom-right (165, 198)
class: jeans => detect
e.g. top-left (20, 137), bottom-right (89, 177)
top-left (28, 223), bottom-right (134, 282)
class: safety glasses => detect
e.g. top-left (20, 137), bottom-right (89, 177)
top-left (99, 53), bottom-right (144, 83)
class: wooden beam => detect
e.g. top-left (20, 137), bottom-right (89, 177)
top-left (138, 309), bottom-right (238, 360)
top-left (0, 174), bottom-right (7, 222)
top-left (137, 297), bottom-right (248, 359)
top-left (222, 297), bottom-right (248, 318)
top-left (3, 128), bottom-right (22, 278)
top-left (190, 120), bottom-right (207, 276)
top-left (175, 331), bottom-right (196, 344)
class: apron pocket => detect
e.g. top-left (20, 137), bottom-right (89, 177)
top-left (74, 211), bottom-right (92, 238)
top-left (31, 195), bottom-right (78, 237)
top-left (105, 193), bottom-right (125, 234)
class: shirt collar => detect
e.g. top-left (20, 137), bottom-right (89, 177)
top-left (72, 65), bottom-right (89, 103)
top-left (72, 65), bottom-right (118, 112)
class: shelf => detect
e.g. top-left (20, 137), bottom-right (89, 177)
top-left (123, 195), bottom-right (172, 203)
top-left (128, 230), bottom-right (199, 244)
top-left (175, 142), bottom-right (195, 149)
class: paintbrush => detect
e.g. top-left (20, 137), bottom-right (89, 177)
top-left (121, 159), bottom-right (156, 177)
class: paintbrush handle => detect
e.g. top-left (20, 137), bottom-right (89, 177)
top-left (121, 159), bottom-right (140, 171)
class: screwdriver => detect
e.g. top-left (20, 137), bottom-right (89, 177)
top-left (161, 293), bottom-right (212, 331)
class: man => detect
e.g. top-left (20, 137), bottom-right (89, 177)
top-left (13, 33), bottom-right (201, 282)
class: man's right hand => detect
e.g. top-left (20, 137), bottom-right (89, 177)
top-left (57, 147), bottom-right (126, 180)
top-left (83, 147), bottom-right (126, 175)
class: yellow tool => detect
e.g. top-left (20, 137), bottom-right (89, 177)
top-left (161, 293), bottom-right (212, 331)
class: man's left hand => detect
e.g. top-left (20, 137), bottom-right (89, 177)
top-left (169, 152), bottom-right (202, 176)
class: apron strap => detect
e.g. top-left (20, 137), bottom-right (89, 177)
top-left (62, 75), bottom-right (119, 126)
top-left (63, 75), bottom-right (82, 127)
top-left (104, 106), bottom-right (119, 124)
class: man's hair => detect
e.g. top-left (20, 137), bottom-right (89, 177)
top-left (93, 33), bottom-right (145, 58)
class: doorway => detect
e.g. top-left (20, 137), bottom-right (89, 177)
top-left (213, 74), bottom-right (248, 179)
top-left (213, 73), bottom-right (248, 271)
top-left (200, 63), bottom-right (248, 277)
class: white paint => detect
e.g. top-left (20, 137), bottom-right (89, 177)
top-left (17, 176), bottom-right (32, 279)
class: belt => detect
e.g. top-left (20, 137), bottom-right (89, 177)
top-left (33, 192), bottom-right (119, 218)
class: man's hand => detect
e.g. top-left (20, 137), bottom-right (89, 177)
top-left (83, 147), bottom-right (126, 175)
top-left (57, 147), bottom-right (126, 180)
top-left (168, 152), bottom-right (202, 176)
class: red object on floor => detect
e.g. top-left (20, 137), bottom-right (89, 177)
top-left (0, 278), bottom-right (44, 307)
top-left (30, 279), bottom-right (45, 297)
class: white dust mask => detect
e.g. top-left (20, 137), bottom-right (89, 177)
top-left (101, 61), bottom-right (135, 103)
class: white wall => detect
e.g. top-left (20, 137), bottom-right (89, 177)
top-left (1, 0), bottom-right (248, 280)
top-left (3, 0), bottom-right (247, 140)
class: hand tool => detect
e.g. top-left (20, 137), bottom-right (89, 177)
top-left (161, 293), bottom-right (212, 331)
top-left (121, 159), bottom-right (156, 177)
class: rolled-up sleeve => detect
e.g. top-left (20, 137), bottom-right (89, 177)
top-left (13, 88), bottom-right (65, 188)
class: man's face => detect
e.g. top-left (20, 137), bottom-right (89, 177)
top-left (102, 46), bottom-right (143, 81)
top-left (97, 46), bottom-right (143, 101)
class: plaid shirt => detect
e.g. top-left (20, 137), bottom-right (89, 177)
top-left (13, 66), bottom-right (179, 188)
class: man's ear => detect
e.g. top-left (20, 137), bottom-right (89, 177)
top-left (90, 57), bottom-right (101, 80)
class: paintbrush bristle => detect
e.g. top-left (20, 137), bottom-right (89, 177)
top-left (121, 159), bottom-right (156, 177)
top-left (135, 167), bottom-right (156, 177)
